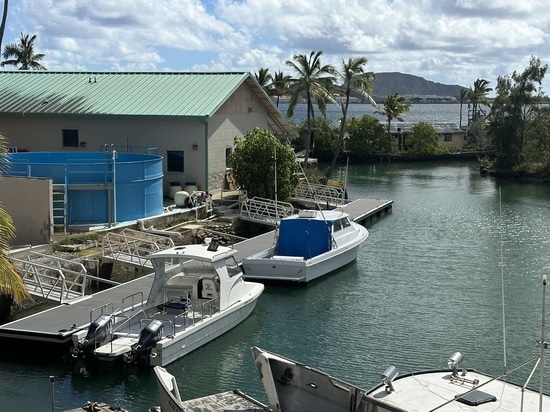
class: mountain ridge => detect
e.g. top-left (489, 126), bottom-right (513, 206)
top-left (370, 72), bottom-right (466, 99)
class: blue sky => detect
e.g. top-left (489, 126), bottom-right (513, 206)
top-left (2, 0), bottom-right (549, 94)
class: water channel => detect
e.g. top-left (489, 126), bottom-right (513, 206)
top-left (1, 159), bottom-right (550, 410)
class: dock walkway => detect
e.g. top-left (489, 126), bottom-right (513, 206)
top-left (0, 198), bottom-right (391, 346)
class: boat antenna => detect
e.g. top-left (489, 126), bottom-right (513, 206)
top-left (499, 187), bottom-right (508, 373)
top-left (296, 159), bottom-right (328, 220)
top-left (274, 147), bottom-right (278, 229)
top-left (538, 274), bottom-right (547, 411)
top-left (342, 156), bottom-right (349, 212)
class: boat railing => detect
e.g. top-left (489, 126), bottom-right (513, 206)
top-left (121, 292), bottom-right (145, 315)
top-left (200, 297), bottom-right (220, 318)
top-left (240, 196), bottom-right (295, 225)
top-left (111, 313), bottom-right (132, 335)
top-left (89, 303), bottom-right (116, 323)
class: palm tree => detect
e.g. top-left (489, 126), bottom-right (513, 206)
top-left (325, 57), bottom-right (376, 180)
top-left (286, 50), bottom-right (336, 166)
top-left (0, 133), bottom-right (29, 308)
top-left (457, 88), bottom-right (468, 128)
top-left (467, 78), bottom-right (491, 125)
top-left (271, 71), bottom-right (292, 107)
top-left (0, 0), bottom-right (8, 52)
top-left (1, 32), bottom-right (46, 70)
top-left (254, 67), bottom-right (273, 95)
top-left (376, 93), bottom-right (410, 150)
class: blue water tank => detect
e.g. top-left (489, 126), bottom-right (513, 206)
top-left (7, 152), bottom-right (164, 225)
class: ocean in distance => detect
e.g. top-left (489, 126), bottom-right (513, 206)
top-left (1, 157), bottom-right (550, 410)
top-left (279, 102), bottom-right (470, 126)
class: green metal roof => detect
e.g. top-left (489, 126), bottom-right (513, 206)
top-left (0, 71), bottom-right (254, 117)
top-left (0, 71), bottom-right (297, 137)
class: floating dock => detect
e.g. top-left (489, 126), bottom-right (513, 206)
top-left (0, 198), bottom-right (392, 346)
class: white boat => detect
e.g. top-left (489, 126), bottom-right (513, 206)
top-left (71, 241), bottom-right (264, 368)
top-left (241, 209), bottom-right (368, 283)
top-left (252, 346), bottom-right (550, 412)
top-left (153, 365), bottom-right (185, 412)
top-left (153, 365), bottom-right (270, 412)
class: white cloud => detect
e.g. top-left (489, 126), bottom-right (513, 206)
top-left (1, 0), bottom-right (549, 92)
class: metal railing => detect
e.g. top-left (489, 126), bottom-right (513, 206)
top-left (102, 229), bottom-right (175, 268)
top-left (12, 251), bottom-right (89, 303)
top-left (292, 180), bottom-right (347, 207)
top-left (240, 197), bottom-right (295, 225)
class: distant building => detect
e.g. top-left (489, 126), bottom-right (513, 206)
top-left (387, 122), bottom-right (467, 150)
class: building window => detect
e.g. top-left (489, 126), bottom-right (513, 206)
top-left (225, 147), bottom-right (232, 161)
top-left (167, 150), bottom-right (184, 173)
top-left (63, 129), bottom-right (79, 147)
top-left (444, 134), bottom-right (452, 142)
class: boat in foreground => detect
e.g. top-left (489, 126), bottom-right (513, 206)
top-left (252, 274), bottom-right (550, 411)
top-left (241, 209), bottom-right (368, 283)
top-left (153, 365), bottom-right (269, 412)
top-left (252, 346), bottom-right (550, 412)
top-left (71, 241), bottom-right (264, 368)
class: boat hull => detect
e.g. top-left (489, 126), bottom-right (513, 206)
top-left (151, 291), bottom-right (262, 366)
top-left (154, 366), bottom-right (185, 412)
top-left (242, 224), bottom-right (367, 283)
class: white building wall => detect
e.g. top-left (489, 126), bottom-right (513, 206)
top-left (0, 177), bottom-right (53, 246)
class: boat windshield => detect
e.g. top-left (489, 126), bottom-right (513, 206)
top-left (226, 256), bottom-right (242, 278)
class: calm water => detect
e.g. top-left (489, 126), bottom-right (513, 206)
top-left (1, 160), bottom-right (550, 410)
top-left (279, 102), bottom-right (470, 126)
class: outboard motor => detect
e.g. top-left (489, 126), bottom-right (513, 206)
top-left (124, 319), bottom-right (163, 366)
top-left (71, 314), bottom-right (113, 359)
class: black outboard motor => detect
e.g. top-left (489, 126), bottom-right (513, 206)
top-left (71, 314), bottom-right (113, 359)
top-left (124, 319), bottom-right (163, 366)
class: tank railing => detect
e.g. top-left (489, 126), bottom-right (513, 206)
top-left (66, 167), bottom-right (114, 186)
top-left (100, 144), bottom-right (160, 155)
top-left (102, 230), bottom-right (175, 268)
top-left (291, 180), bottom-right (347, 207)
top-left (121, 291), bottom-right (145, 315)
top-left (240, 196), bottom-right (295, 226)
top-left (11, 253), bottom-right (89, 303)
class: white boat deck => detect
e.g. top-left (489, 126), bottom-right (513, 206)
top-left (367, 369), bottom-right (550, 411)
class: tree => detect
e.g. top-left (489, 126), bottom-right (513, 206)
top-left (227, 128), bottom-right (299, 201)
top-left (0, 133), bottom-right (30, 307)
top-left (271, 71), bottom-right (292, 107)
top-left (375, 93), bottom-right (410, 150)
top-left (325, 57), bottom-right (376, 180)
top-left (408, 122), bottom-right (448, 154)
top-left (254, 67), bottom-right (272, 94)
top-left (467, 78), bottom-right (491, 125)
top-left (488, 56), bottom-right (548, 171)
top-left (457, 88), bottom-right (468, 128)
top-left (293, 117), bottom-right (338, 161)
top-left (1, 32), bottom-right (46, 70)
top-left (286, 51), bottom-right (336, 167)
top-left (346, 115), bottom-right (389, 156)
top-left (0, 0), bottom-right (8, 52)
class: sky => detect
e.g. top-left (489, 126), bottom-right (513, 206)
top-left (2, 0), bottom-right (550, 94)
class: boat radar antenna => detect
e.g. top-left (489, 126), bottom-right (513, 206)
top-left (499, 187), bottom-right (507, 374)
top-left (296, 157), bottom-right (328, 221)
top-left (537, 274), bottom-right (547, 412)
